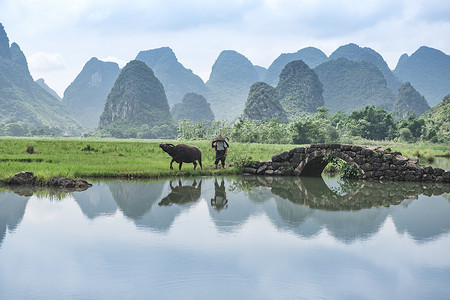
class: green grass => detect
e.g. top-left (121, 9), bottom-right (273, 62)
top-left (0, 137), bottom-right (297, 181)
top-left (0, 137), bottom-right (447, 182)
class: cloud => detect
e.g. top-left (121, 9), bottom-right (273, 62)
top-left (28, 52), bottom-right (66, 72)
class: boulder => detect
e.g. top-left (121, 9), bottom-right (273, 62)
top-left (48, 177), bottom-right (92, 189)
top-left (7, 171), bottom-right (36, 185)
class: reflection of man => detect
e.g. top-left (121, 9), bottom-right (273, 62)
top-left (211, 178), bottom-right (228, 210)
top-left (211, 135), bottom-right (229, 169)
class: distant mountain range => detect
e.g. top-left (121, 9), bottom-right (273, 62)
top-left (1, 21), bottom-right (449, 137)
top-left (394, 46), bottom-right (450, 106)
top-left (63, 57), bottom-right (121, 129)
top-left (136, 47), bottom-right (208, 106)
top-left (0, 23), bottom-right (81, 134)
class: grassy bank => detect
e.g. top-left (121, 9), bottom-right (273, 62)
top-left (0, 137), bottom-right (297, 181)
top-left (0, 137), bottom-right (447, 181)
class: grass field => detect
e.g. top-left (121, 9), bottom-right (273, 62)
top-left (0, 137), bottom-right (448, 181)
top-left (0, 137), bottom-right (298, 181)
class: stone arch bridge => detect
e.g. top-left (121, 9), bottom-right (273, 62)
top-left (243, 143), bottom-right (450, 183)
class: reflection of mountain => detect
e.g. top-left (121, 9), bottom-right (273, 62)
top-left (239, 176), bottom-right (450, 242)
top-left (73, 183), bottom-right (117, 220)
top-left (107, 180), bottom-right (202, 232)
top-left (390, 196), bottom-right (450, 242)
top-left (108, 181), bottom-right (165, 219)
top-left (0, 192), bottom-right (29, 246)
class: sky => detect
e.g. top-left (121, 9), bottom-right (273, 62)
top-left (1, 0), bottom-right (450, 97)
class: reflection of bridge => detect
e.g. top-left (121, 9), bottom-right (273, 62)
top-left (244, 143), bottom-right (450, 182)
top-left (239, 176), bottom-right (450, 242)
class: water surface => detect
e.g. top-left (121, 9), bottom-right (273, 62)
top-left (1, 176), bottom-right (449, 300)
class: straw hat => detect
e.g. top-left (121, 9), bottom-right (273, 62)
top-left (213, 135), bottom-right (228, 141)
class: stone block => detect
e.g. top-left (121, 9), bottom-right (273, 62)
top-left (433, 168), bottom-right (444, 176)
top-left (257, 165), bottom-right (268, 175)
top-left (361, 149), bottom-right (373, 156)
top-left (341, 144), bottom-right (352, 151)
top-left (393, 155), bottom-right (408, 165)
top-left (265, 170), bottom-right (274, 175)
top-left (351, 145), bottom-right (363, 152)
top-left (383, 154), bottom-right (393, 162)
top-left (443, 171), bottom-right (450, 182)
top-left (423, 166), bottom-right (433, 174)
top-left (243, 167), bottom-right (257, 174)
top-left (288, 147), bottom-right (305, 156)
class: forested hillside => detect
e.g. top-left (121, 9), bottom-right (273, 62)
top-left (263, 47), bottom-right (328, 86)
top-left (98, 60), bottom-right (175, 138)
top-left (394, 46), bottom-right (450, 107)
top-left (329, 43), bottom-right (402, 92)
top-left (136, 47), bottom-right (208, 106)
top-left (206, 50), bottom-right (260, 121)
top-left (276, 60), bottom-right (324, 121)
top-left (242, 82), bottom-right (288, 123)
top-left (171, 93), bottom-right (215, 123)
top-left (314, 58), bottom-right (395, 113)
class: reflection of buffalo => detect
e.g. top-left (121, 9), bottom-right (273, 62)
top-left (159, 179), bottom-right (202, 206)
top-left (159, 143), bottom-right (202, 171)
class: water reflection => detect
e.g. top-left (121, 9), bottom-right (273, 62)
top-left (0, 176), bottom-right (449, 299)
top-left (159, 179), bottom-right (202, 206)
top-left (1, 176), bottom-right (450, 244)
top-left (0, 191), bottom-right (29, 247)
top-left (210, 178), bottom-right (228, 211)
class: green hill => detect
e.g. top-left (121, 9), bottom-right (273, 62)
top-left (276, 60), bottom-right (324, 121)
top-left (421, 94), bottom-right (450, 142)
top-left (136, 47), bottom-right (207, 106)
top-left (394, 46), bottom-right (450, 107)
top-left (98, 60), bottom-right (175, 138)
top-left (206, 50), bottom-right (260, 121)
top-left (263, 47), bottom-right (328, 86)
top-left (329, 43), bottom-right (402, 92)
top-left (242, 82), bottom-right (288, 123)
top-left (63, 57), bottom-right (120, 129)
top-left (0, 23), bottom-right (81, 135)
top-left (393, 82), bottom-right (430, 118)
top-left (171, 93), bottom-right (215, 122)
top-left (314, 58), bottom-right (395, 113)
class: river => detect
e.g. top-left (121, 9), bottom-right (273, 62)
top-left (0, 175), bottom-right (449, 299)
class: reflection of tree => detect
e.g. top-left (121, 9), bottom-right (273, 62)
top-left (159, 180), bottom-right (202, 206)
top-left (210, 178), bottom-right (228, 211)
top-left (0, 192), bottom-right (29, 247)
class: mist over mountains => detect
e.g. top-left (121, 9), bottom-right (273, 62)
top-left (1, 21), bottom-right (449, 137)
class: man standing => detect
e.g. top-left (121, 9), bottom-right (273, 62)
top-left (212, 135), bottom-right (229, 169)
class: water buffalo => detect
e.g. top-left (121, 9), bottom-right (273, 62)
top-left (159, 143), bottom-right (202, 171)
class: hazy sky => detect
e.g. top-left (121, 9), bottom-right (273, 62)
top-left (1, 0), bottom-right (449, 96)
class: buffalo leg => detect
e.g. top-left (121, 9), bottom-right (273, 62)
top-left (193, 161), bottom-right (197, 170)
top-left (178, 162), bottom-right (183, 171)
top-left (198, 159), bottom-right (202, 169)
top-left (170, 159), bottom-right (174, 170)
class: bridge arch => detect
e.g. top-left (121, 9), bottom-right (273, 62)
top-left (243, 143), bottom-right (449, 182)
top-left (295, 149), bottom-right (364, 177)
